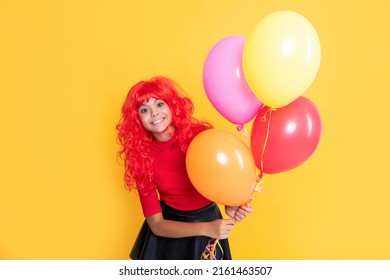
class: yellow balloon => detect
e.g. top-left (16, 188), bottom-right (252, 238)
top-left (243, 10), bottom-right (321, 108)
top-left (186, 129), bottom-right (257, 206)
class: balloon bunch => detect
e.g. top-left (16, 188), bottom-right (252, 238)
top-left (186, 10), bottom-right (323, 259)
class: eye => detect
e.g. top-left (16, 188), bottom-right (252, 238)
top-left (139, 107), bottom-right (148, 114)
top-left (157, 101), bottom-right (165, 107)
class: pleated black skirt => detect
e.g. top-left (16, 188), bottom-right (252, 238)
top-left (130, 201), bottom-right (232, 260)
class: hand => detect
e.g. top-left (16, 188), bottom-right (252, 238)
top-left (225, 205), bottom-right (254, 222)
top-left (207, 219), bottom-right (236, 239)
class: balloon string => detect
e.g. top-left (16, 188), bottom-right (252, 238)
top-left (201, 178), bottom-right (264, 260)
top-left (201, 238), bottom-right (223, 260)
top-left (254, 177), bottom-right (264, 193)
top-left (259, 107), bottom-right (276, 177)
top-left (246, 177), bottom-right (264, 206)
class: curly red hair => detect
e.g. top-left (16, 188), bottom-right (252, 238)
top-left (116, 76), bottom-right (212, 192)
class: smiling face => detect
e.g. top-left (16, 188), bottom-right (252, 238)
top-left (138, 97), bottom-right (174, 141)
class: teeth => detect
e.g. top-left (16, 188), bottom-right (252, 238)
top-left (152, 119), bottom-right (164, 125)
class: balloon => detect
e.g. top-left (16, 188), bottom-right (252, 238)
top-left (251, 96), bottom-right (322, 174)
top-left (243, 10), bottom-right (321, 108)
top-left (186, 129), bottom-right (257, 206)
top-left (203, 36), bottom-right (263, 124)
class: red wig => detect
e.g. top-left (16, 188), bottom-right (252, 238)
top-left (116, 76), bottom-right (212, 192)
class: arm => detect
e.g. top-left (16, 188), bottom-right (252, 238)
top-left (146, 212), bottom-right (236, 239)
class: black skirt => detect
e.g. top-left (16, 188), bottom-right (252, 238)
top-left (130, 201), bottom-right (232, 260)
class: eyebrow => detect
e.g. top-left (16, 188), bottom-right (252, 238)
top-left (140, 98), bottom-right (161, 107)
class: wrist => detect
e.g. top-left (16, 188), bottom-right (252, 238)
top-left (196, 222), bottom-right (209, 237)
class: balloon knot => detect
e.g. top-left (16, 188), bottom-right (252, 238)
top-left (255, 178), bottom-right (264, 192)
top-left (237, 124), bottom-right (248, 138)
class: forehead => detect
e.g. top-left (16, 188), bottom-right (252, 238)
top-left (139, 97), bottom-right (160, 106)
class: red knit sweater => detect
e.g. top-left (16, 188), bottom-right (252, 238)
top-left (138, 136), bottom-right (212, 217)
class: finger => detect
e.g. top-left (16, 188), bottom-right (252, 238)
top-left (226, 219), bottom-right (237, 225)
top-left (234, 213), bottom-right (245, 222)
top-left (235, 210), bottom-right (244, 217)
top-left (235, 209), bottom-right (247, 218)
top-left (241, 206), bottom-right (254, 213)
top-left (234, 216), bottom-right (243, 222)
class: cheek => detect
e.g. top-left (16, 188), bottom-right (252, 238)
top-left (164, 107), bottom-right (173, 118)
top-left (138, 114), bottom-right (149, 127)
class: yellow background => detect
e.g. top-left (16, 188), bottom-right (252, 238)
top-left (1, 0), bottom-right (389, 260)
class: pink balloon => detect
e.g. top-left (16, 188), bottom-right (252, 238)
top-left (251, 96), bottom-right (322, 174)
top-left (203, 36), bottom-right (263, 124)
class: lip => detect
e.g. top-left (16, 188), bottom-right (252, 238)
top-left (151, 118), bottom-right (164, 125)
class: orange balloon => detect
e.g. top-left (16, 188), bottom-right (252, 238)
top-left (186, 129), bottom-right (257, 206)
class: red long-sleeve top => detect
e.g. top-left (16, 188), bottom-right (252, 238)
top-left (138, 136), bottom-right (212, 217)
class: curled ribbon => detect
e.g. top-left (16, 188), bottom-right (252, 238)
top-left (201, 180), bottom-right (263, 260)
top-left (201, 238), bottom-right (224, 260)
top-left (258, 107), bottom-right (276, 178)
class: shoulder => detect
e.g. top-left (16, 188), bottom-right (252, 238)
top-left (190, 122), bottom-right (213, 137)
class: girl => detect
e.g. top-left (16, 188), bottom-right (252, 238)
top-left (116, 76), bottom-right (252, 260)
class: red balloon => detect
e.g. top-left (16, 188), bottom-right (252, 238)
top-left (250, 96), bottom-right (322, 174)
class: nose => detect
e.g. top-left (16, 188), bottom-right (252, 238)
top-left (151, 110), bottom-right (159, 117)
